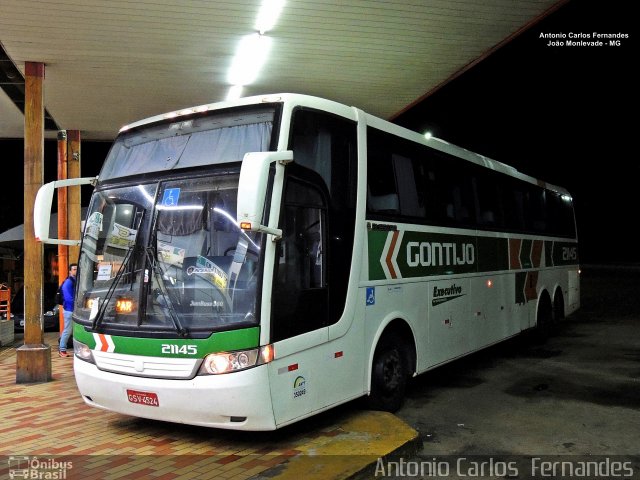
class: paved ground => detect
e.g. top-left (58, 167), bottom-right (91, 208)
top-left (381, 268), bottom-right (640, 478)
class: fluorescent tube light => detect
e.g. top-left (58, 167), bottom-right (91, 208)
top-left (227, 33), bottom-right (272, 86)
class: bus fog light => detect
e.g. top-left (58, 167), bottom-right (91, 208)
top-left (73, 339), bottom-right (95, 364)
top-left (198, 345), bottom-right (273, 375)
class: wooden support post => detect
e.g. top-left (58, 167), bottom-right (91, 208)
top-left (17, 61), bottom-right (52, 384)
top-left (67, 130), bottom-right (81, 265)
top-left (57, 131), bottom-right (68, 335)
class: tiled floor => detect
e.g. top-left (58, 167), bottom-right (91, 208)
top-left (0, 333), bottom-right (337, 479)
top-left (0, 333), bottom-right (420, 479)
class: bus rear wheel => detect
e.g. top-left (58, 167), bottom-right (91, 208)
top-left (366, 333), bottom-right (408, 412)
top-left (553, 290), bottom-right (565, 323)
top-left (535, 291), bottom-right (553, 341)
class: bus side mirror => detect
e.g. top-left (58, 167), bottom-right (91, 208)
top-left (237, 150), bottom-right (293, 239)
top-left (34, 176), bottom-right (98, 245)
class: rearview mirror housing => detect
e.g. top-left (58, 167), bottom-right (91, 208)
top-left (34, 176), bottom-right (98, 245)
top-left (237, 151), bottom-right (293, 238)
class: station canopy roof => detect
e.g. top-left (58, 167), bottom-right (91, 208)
top-left (0, 0), bottom-right (563, 140)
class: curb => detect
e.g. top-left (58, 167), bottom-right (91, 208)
top-left (254, 411), bottom-right (422, 480)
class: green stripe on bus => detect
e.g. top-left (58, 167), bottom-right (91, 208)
top-left (397, 231), bottom-right (477, 277)
top-left (368, 229), bottom-right (577, 281)
top-left (515, 272), bottom-right (527, 304)
top-left (551, 241), bottom-right (579, 266)
top-left (477, 236), bottom-right (509, 273)
top-left (544, 241), bottom-right (553, 267)
top-left (368, 230), bottom-right (388, 281)
top-left (72, 323), bottom-right (260, 357)
top-left (520, 239), bottom-right (533, 269)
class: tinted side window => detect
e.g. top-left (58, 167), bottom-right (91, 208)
top-left (285, 109), bottom-right (357, 332)
top-left (366, 127), bottom-right (576, 238)
top-left (272, 175), bottom-right (327, 342)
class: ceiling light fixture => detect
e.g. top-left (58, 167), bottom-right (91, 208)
top-left (255, 0), bottom-right (285, 34)
top-left (226, 85), bottom-right (243, 100)
top-left (224, 0), bottom-right (285, 101)
top-left (227, 33), bottom-right (272, 87)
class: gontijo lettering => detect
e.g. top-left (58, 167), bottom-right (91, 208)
top-left (407, 241), bottom-right (475, 267)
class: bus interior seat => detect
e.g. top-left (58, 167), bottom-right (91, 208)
top-left (156, 207), bottom-right (208, 281)
top-left (481, 210), bottom-right (496, 224)
top-left (446, 204), bottom-right (455, 219)
top-left (446, 204), bottom-right (471, 223)
top-left (368, 193), bottom-right (400, 213)
top-left (209, 231), bottom-right (238, 256)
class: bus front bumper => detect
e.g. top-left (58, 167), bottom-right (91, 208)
top-left (73, 357), bottom-right (277, 431)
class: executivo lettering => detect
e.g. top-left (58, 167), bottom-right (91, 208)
top-left (407, 242), bottom-right (475, 267)
top-left (432, 283), bottom-right (465, 306)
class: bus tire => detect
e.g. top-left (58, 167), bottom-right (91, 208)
top-left (366, 332), bottom-right (408, 412)
top-left (553, 289), bottom-right (565, 323)
top-left (535, 291), bottom-right (553, 341)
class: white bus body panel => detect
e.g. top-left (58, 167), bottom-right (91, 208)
top-left (361, 225), bottom-right (580, 379)
top-left (74, 358), bottom-right (277, 431)
top-left (267, 326), bottom-right (366, 427)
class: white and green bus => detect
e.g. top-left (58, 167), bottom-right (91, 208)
top-left (35, 94), bottom-right (580, 430)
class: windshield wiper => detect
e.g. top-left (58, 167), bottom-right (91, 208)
top-left (144, 247), bottom-right (188, 337)
top-left (92, 245), bottom-right (136, 330)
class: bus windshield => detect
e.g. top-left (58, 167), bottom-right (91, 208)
top-left (76, 173), bottom-right (264, 337)
top-left (98, 106), bottom-right (275, 181)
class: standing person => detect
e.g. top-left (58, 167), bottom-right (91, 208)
top-left (59, 263), bottom-right (77, 358)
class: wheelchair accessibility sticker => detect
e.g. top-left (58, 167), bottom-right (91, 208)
top-left (366, 287), bottom-right (375, 306)
top-left (162, 188), bottom-right (181, 207)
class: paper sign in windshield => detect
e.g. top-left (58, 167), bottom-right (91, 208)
top-left (106, 223), bottom-right (137, 250)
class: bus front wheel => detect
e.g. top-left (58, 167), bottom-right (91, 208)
top-left (366, 333), bottom-right (408, 412)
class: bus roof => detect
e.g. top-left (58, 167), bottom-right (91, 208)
top-left (118, 93), bottom-right (571, 197)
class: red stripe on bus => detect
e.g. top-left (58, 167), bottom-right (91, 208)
top-left (99, 334), bottom-right (109, 352)
top-left (386, 231), bottom-right (400, 279)
top-left (509, 238), bottom-right (522, 269)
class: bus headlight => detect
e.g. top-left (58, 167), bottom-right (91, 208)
top-left (198, 345), bottom-right (274, 375)
top-left (73, 339), bottom-right (96, 364)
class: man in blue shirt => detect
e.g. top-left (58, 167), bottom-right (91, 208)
top-left (59, 263), bottom-right (77, 358)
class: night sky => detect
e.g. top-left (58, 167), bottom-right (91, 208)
top-left (0, 0), bottom-right (635, 264)
top-left (393, 0), bottom-right (636, 264)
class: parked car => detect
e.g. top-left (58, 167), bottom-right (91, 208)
top-left (4, 284), bottom-right (60, 332)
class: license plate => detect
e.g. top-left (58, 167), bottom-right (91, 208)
top-left (126, 389), bottom-right (159, 407)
